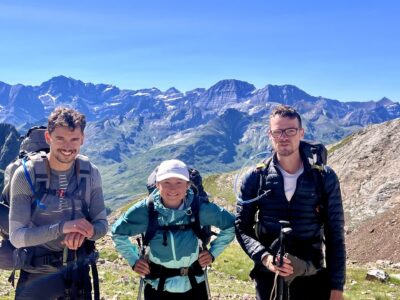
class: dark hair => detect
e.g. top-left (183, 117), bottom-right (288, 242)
top-left (269, 105), bottom-right (302, 128)
top-left (48, 107), bottom-right (86, 134)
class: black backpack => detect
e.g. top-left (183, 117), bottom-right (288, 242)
top-left (144, 166), bottom-right (213, 248)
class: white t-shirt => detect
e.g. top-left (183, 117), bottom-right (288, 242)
top-left (276, 164), bottom-right (304, 201)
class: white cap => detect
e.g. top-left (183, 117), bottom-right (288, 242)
top-left (156, 159), bottom-right (190, 182)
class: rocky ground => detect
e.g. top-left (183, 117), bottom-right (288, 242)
top-left (328, 119), bottom-right (400, 265)
top-left (346, 205), bottom-right (400, 265)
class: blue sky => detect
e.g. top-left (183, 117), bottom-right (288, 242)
top-left (0, 0), bottom-right (399, 102)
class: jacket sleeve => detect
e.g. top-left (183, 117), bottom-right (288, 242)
top-left (323, 167), bottom-right (346, 291)
top-left (235, 170), bottom-right (269, 264)
top-left (199, 202), bottom-right (235, 259)
top-left (111, 200), bottom-right (149, 267)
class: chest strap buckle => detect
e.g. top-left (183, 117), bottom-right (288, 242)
top-left (180, 267), bottom-right (189, 276)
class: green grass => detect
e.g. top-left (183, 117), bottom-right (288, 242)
top-left (212, 242), bottom-right (253, 281)
top-left (99, 247), bottom-right (120, 262)
top-left (203, 172), bottom-right (237, 206)
top-left (343, 267), bottom-right (400, 300)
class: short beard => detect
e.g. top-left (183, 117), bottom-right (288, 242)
top-left (272, 143), bottom-right (297, 157)
top-left (276, 149), bottom-right (295, 157)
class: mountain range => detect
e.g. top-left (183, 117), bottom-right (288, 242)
top-left (1, 76), bottom-right (399, 208)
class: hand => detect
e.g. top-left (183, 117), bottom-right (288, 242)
top-left (198, 250), bottom-right (213, 268)
top-left (62, 232), bottom-right (86, 250)
top-left (262, 254), bottom-right (293, 277)
top-left (63, 218), bottom-right (94, 238)
top-left (330, 290), bottom-right (344, 300)
top-left (133, 258), bottom-right (150, 277)
top-left (283, 253), bottom-right (318, 283)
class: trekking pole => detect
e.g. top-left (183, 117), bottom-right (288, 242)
top-left (277, 221), bottom-right (292, 300)
top-left (202, 244), bottom-right (212, 300)
top-left (136, 237), bottom-right (146, 300)
top-left (203, 265), bottom-right (212, 300)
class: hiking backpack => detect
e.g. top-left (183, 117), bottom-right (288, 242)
top-left (144, 166), bottom-right (213, 248)
top-left (1, 126), bottom-right (49, 207)
top-left (0, 126), bottom-right (49, 240)
top-left (0, 126), bottom-right (49, 271)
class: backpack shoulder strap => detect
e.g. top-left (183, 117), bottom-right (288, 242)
top-left (75, 154), bottom-right (91, 175)
top-left (29, 152), bottom-right (51, 190)
top-left (188, 194), bottom-right (208, 247)
top-left (143, 195), bottom-right (158, 247)
top-left (256, 156), bottom-right (273, 197)
top-left (298, 141), bottom-right (329, 217)
top-left (24, 153), bottom-right (50, 211)
top-left (306, 148), bottom-right (328, 223)
top-left (312, 167), bottom-right (328, 223)
top-left (74, 155), bottom-right (92, 218)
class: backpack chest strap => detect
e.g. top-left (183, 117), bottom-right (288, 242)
top-left (159, 223), bottom-right (194, 232)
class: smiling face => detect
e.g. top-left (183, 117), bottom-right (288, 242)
top-left (45, 126), bottom-right (84, 171)
top-left (156, 177), bottom-right (191, 209)
top-left (269, 115), bottom-right (304, 158)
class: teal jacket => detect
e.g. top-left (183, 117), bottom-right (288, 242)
top-left (111, 190), bottom-right (235, 293)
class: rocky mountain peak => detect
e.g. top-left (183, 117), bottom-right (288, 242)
top-left (198, 79), bottom-right (256, 110)
top-left (165, 87), bottom-right (181, 95)
top-left (208, 79), bottom-right (256, 97)
top-left (268, 84), bottom-right (315, 104)
top-left (41, 75), bottom-right (83, 91)
top-left (377, 97), bottom-right (394, 106)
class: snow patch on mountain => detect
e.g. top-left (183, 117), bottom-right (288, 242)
top-left (134, 92), bottom-right (150, 97)
top-left (38, 93), bottom-right (57, 106)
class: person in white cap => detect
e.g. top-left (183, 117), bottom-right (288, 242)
top-left (112, 159), bottom-right (235, 300)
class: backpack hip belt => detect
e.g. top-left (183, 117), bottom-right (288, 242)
top-left (146, 260), bottom-right (204, 292)
top-left (31, 247), bottom-right (97, 269)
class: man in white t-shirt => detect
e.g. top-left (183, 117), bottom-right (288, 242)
top-left (235, 105), bottom-right (345, 300)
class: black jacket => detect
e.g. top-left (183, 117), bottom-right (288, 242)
top-left (235, 154), bottom-right (346, 291)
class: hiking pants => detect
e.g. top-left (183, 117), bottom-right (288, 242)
top-left (15, 266), bottom-right (92, 300)
top-left (254, 269), bottom-right (331, 300)
top-left (144, 281), bottom-right (208, 300)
